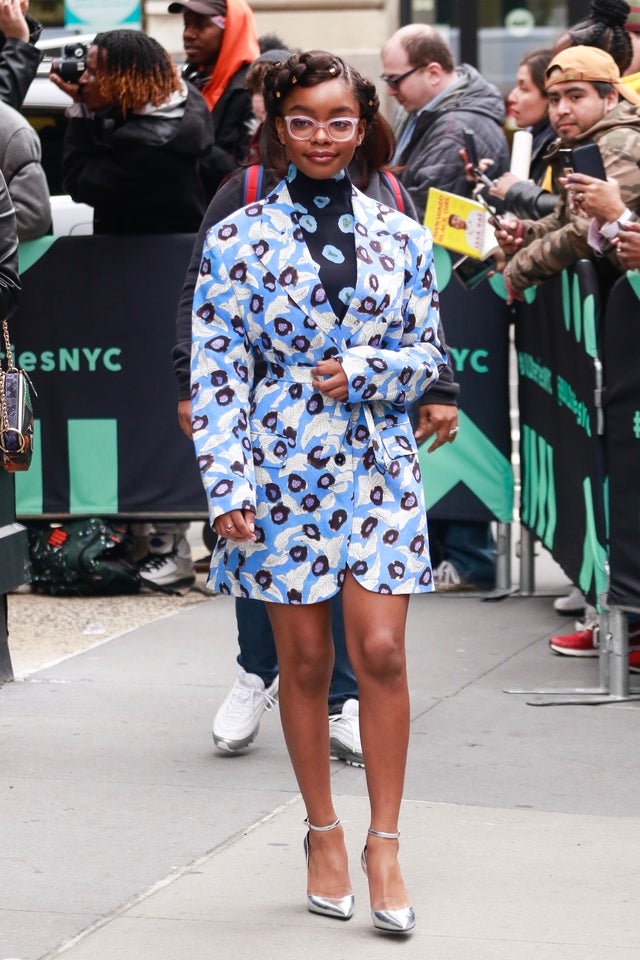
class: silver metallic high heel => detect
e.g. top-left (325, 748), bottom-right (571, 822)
top-left (303, 817), bottom-right (354, 920)
top-left (361, 828), bottom-right (415, 934)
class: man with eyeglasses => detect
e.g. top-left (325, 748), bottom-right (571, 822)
top-left (379, 24), bottom-right (509, 595)
top-left (380, 23), bottom-right (509, 223)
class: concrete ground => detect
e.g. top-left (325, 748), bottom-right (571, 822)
top-left (2, 534), bottom-right (639, 960)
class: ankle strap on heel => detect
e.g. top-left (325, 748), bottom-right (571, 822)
top-left (367, 827), bottom-right (400, 839)
top-left (305, 816), bottom-right (341, 832)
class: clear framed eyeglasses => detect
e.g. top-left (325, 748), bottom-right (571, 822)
top-left (283, 116), bottom-right (360, 142)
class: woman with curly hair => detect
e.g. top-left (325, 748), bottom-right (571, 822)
top-left (191, 50), bottom-right (448, 934)
top-left (50, 29), bottom-right (214, 233)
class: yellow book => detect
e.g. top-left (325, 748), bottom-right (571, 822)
top-left (424, 187), bottom-right (498, 260)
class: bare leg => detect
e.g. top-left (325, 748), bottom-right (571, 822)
top-left (341, 569), bottom-right (411, 910)
top-left (266, 600), bottom-right (351, 899)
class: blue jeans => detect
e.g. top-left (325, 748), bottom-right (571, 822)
top-left (428, 519), bottom-right (496, 589)
top-left (235, 595), bottom-right (358, 713)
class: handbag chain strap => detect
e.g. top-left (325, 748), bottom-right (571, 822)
top-left (1, 318), bottom-right (14, 436)
top-left (2, 318), bottom-right (13, 367)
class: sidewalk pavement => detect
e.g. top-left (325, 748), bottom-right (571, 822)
top-left (2, 563), bottom-right (640, 960)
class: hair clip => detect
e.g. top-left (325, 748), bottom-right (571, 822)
top-left (329, 66), bottom-right (336, 75)
top-left (368, 99), bottom-right (374, 106)
top-left (291, 75), bottom-right (297, 84)
top-left (275, 91), bottom-right (281, 98)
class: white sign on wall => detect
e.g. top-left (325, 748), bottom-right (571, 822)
top-left (64, 1), bottom-right (142, 31)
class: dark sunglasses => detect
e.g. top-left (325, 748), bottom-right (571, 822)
top-left (379, 65), bottom-right (422, 90)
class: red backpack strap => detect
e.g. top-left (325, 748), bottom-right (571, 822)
top-left (242, 164), bottom-right (265, 205)
top-left (380, 170), bottom-right (404, 213)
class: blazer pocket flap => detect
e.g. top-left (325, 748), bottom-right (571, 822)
top-left (379, 420), bottom-right (416, 461)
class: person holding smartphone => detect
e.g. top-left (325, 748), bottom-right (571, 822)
top-left (565, 170), bottom-right (640, 263)
top-left (493, 46), bottom-right (640, 304)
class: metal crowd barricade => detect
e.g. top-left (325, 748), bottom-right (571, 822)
top-left (505, 264), bottom-right (640, 704)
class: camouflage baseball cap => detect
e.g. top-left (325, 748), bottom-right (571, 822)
top-left (545, 45), bottom-right (640, 105)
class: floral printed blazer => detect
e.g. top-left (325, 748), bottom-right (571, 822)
top-left (191, 175), bottom-right (446, 603)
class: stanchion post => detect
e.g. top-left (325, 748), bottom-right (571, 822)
top-left (519, 526), bottom-right (535, 596)
top-left (494, 522), bottom-right (511, 591)
top-left (608, 606), bottom-right (631, 699)
top-left (0, 595), bottom-right (12, 682)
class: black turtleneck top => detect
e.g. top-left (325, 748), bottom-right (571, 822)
top-left (286, 165), bottom-right (357, 322)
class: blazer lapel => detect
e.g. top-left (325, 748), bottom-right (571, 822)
top-left (338, 188), bottom-right (405, 346)
top-left (251, 181), bottom-right (405, 350)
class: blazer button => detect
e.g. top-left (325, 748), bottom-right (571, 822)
top-left (335, 453), bottom-right (346, 465)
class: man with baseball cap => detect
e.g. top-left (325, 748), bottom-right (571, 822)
top-left (495, 45), bottom-right (640, 299)
top-left (168, 0), bottom-right (259, 194)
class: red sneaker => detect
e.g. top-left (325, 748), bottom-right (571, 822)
top-left (550, 623), bottom-right (640, 659)
top-left (549, 627), bottom-right (597, 657)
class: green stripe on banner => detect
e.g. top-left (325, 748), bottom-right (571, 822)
top-left (626, 269), bottom-right (640, 300)
top-left (15, 420), bottom-right (43, 513)
top-left (419, 409), bottom-right (513, 523)
top-left (68, 419), bottom-right (118, 514)
top-left (18, 237), bottom-right (58, 274)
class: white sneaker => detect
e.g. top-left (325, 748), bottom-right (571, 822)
top-left (329, 698), bottom-right (364, 768)
top-left (138, 552), bottom-right (195, 589)
top-left (553, 586), bottom-right (587, 616)
top-left (433, 560), bottom-right (476, 592)
top-left (213, 669), bottom-right (279, 752)
top-left (575, 605), bottom-right (598, 632)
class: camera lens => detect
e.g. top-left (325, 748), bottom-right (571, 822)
top-left (51, 58), bottom-right (86, 83)
top-left (64, 42), bottom-right (87, 58)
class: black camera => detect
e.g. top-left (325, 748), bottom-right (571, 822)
top-left (50, 42), bottom-right (88, 84)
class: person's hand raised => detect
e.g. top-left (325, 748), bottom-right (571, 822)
top-left (494, 216), bottom-right (524, 256)
top-left (561, 173), bottom-right (624, 224)
top-left (49, 69), bottom-right (82, 102)
top-left (614, 221), bottom-right (640, 270)
top-left (0, 0), bottom-right (29, 42)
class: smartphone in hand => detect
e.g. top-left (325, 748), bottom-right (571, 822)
top-left (571, 143), bottom-right (607, 180)
top-left (464, 128), bottom-right (495, 189)
top-left (558, 147), bottom-right (573, 176)
top-left (463, 129), bottom-right (479, 167)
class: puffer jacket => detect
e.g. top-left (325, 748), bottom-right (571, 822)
top-left (62, 85), bottom-right (214, 234)
top-left (395, 64), bottom-right (510, 221)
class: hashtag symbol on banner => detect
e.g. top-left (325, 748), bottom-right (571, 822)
top-left (634, 411), bottom-right (640, 439)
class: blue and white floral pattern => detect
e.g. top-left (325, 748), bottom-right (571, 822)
top-left (191, 175), bottom-right (445, 603)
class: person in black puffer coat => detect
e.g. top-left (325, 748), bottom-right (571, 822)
top-left (50, 29), bottom-right (214, 234)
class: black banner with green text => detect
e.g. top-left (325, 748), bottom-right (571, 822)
top-left (515, 262), bottom-right (607, 607)
top-left (603, 274), bottom-right (640, 610)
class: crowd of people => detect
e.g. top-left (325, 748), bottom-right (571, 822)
top-left (5, 0), bottom-right (640, 936)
